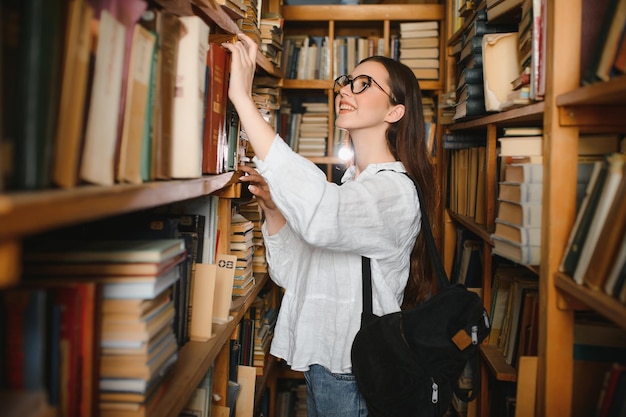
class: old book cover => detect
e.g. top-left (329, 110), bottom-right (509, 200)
top-left (52, 0), bottom-right (94, 189)
top-left (145, 10), bottom-right (183, 180)
top-left (170, 16), bottom-right (210, 178)
top-left (117, 24), bottom-right (157, 184)
top-left (496, 200), bottom-right (542, 228)
top-left (80, 10), bottom-right (126, 186)
top-left (482, 32), bottom-right (519, 112)
top-left (203, 40), bottom-right (230, 174)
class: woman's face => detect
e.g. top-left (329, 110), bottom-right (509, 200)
top-left (334, 61), bottom-right (397, 132)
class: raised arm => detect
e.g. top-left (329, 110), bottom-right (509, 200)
top-left (221, 34), bottom-right (276, 161)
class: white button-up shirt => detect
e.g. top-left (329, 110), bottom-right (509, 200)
top-left (255, 136), bottom-right (421, 373)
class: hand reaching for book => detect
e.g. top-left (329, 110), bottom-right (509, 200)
top-left (239, 165), bottom-right (286, 235)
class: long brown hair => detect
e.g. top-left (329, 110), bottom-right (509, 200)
top-left (360, 56), bottom-right (440, 309)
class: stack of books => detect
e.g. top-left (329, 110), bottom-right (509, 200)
top-left (260, 12), bottom-right (284, 69)
top-left (231, 213), bottom-right (256, 298)
top-left (296, 101), bottom-right (329, 157)
top-left (23, 238), bottom-right (186, 417)
top-left (491, 127), bottom-right (544, 266)
top-left (398, 21), bottom-right (440, 80)
top-left (240, 200), bottom-right (268, 273)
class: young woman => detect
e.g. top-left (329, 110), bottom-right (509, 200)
top-left (223, 34), bottom-right (438, 417)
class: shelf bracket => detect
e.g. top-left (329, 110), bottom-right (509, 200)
top-left (559, 105), bottom-right (626, 128)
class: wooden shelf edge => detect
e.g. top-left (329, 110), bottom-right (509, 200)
top-left (480, 344), bottom-right (517, 382)
top-left (554, 273), bottom-right (626, 330)
top-left (447, 101), bottom-right (545, 131)
top-left (0, 173), bottom-right (239, 240)
top-left (556, 75), bottom-right (626, 107)
top-left (154, 273), bottom-right (270, 417)
top-left (282, 4), bottom-right (445, 21)
top-left (448, 210), bottom-right (493, 243)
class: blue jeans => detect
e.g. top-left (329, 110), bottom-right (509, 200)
top-left (304, 364), bottom-right (369, 417)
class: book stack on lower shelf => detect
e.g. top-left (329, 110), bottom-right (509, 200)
top-left (21, 238), bottom-right (186, 417)
top-left (239, 200), bottom-right (268, 273)
top-left (231, 214), bottom-right (256, 298)
top-left (491, 127), bottom-right (543, 266)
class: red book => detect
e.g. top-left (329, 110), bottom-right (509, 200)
top-left (202, 42), bottom-right (229, 174)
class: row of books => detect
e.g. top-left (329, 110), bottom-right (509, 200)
top-left (560, 146), bottom-right (626, 304)
top-left (2, 1), bottom-right (250, 192)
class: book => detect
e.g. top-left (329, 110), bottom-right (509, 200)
top-left (585, 0), bottom-right (626, 82)
top-left (1, 289), bottom-right (47, 390)
top-left (170, 16), bottom-right (210, 178)
top-left (560, 159), bottom-right (607, 277)
top-left (494, 220), bottom-right (541, 246)
top-left (582, 173), bottom-right (626, 291)
top-left (235, 365), bottom-right (257, 417)
top-left (498, 181), bottom-right (542, 203)
top-left (482, 32), bottom-right (520, 112)
top-left (11, 0), bottom-right (64, 190)
top-left (99, 333), bottom-right (178, 379)
top-left (503, 163), bottom-right (543, 183)
top-left (79, 9), bottom-right (127, 186)
top-left (117, 24), bottom-right (157, 184)
top-left (203, 41), bottom-right (230, 174)
top-left (24, 239), bottom-right (186, 264)
top-left (498, 135), bottom-right (543, 157)
top-left (399, 36), bottom-right (439, 49)
top-left (52, 0), bottom-right (94, 189)
top-left (399, 21), bottom-right (439, 32)
top-left (572, 153), bottom-right (626, 284)
top-left (189, 263), bottom-right (218, 341)
top-left (496, 200), bottom-right (542, 228)
top-left (492, 235), bottom-right (541, 265)
top-left (398, 47), bottom-right (439, 59)
top-left (145, 10), bottom-right (182, 180)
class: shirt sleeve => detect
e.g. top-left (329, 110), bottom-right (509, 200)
top-left (262, 220), bottom-right (309, 288)
top-left (254, 135), bottom-right (420, 260)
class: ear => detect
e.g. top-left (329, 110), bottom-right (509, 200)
top-left (385, 104), bottom-right (405, 123)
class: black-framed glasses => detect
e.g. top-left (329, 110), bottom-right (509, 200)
top-left (333, 74), bottom-right (397, 103)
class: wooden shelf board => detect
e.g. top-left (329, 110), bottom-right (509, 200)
top-left (448, 210), bottom-right (493, 243)
top-left (282, 4), bottom-right (445, 21)
top-left (0, 173), bottom-right (239, 240)
top-left (153, 273), bottom-right (269, 417)
top-left (282, 79), bottom-right (332, 89)
top-left (448, 102), bottom-right (545, 131)
top-left (556, 75), bottom-right (626, 107)
top-left (554, 273), bottom-right (626, 331)
top-left (480, 344), bottom-right (517, 382)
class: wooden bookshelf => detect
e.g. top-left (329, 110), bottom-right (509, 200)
top-left (443, 0), bottom-right (626, 415)
top-left (0, 0), bottom-right (281, 416)
top-left (153, 273), bottom-right (269, 417)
